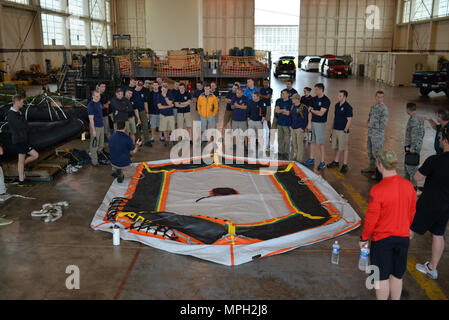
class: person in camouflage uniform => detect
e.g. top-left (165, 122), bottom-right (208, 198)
top-left (362, 91), bottom-right (389, 179)
top-left (404, 103), bottom-right (425, 187)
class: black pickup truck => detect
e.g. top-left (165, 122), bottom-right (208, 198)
top-left (411, 62), bottom-right (448, 97)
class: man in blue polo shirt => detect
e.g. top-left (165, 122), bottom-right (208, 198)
top-left (210, 81), bottom-right (220, 125)
top-left (125, 88), bottom-right (139, 144)
top-left (327, 90), bottom-right (353, 173)
top-left (174, 82), bottom-right (192, 143)
top-left (286, 80), bottom-right (298, 99)
top-left (88, 90), bottom-right (104, 167)
top-left (193, 82), bottom-right (204, 121)
top-left (247, 92), bottom-right (267, 151)
top-left (275, 89), bottom-right (292, 159)
top-left (158, 85), bottom-right (175, 147)
top-left (223, 83), bottom-right (238, 134)
top-left (260, 78), bottom-right (273, 151)
top-left (150, 82), bottom-right (162, 142)
top-left (109, 120), bottom-right (142, 183)
top-left (231, 87), bottom-right (249, 147)
top-left (123, 78), bottom-right (137, 95)
top-left (170, 80), bottom-right (180, 121)
top-left (244, 79), bottom-right (260, 101)
top-left (132, 81), bottom-right (151, 147)
top-left (259, 79), bottom-right (272, 124)
top-left (290, 93), bottom-right (310, 163)
top-left (303, 83), bottom-right (331, 170)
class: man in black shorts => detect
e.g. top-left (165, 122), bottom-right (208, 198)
top-left (360, 149), bottom-right (416, 300)
top-left (410, 127), bottom-right (449, 280)
top-left (6, 95), bottom-right (39, 186)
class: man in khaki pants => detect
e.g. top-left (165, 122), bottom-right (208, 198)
top-left (274, 89), bottom-right (292, 160)
top-left (327, 90), bottom-right (353, 173)
top-left (88, 90), bottom-right (104, 166)
top-left (290, 94), bottom-right (310, 163)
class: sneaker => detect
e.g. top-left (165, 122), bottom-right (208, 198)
top-left (117, 172), bottom-right (124, 183)
top-left (0, 217), bottom-right (13, 226)
top-left (144, 141), bottom-right (153, 147)
top-left (164, 141), bottom-right (169, 147)
top-left (318, 161), bottom-right (326, 170)
top-left (303, 158), bottom-right (315, 166)
top-left (361, 166), bottom-right (375, 173)
top-left (18, 181), bottom-right (34, 187)
top-left (416, 261), bottom-right (438, 280)
top-left (160, 136), bottom-right (165, 142)
top-left (327, 161), bottom-right (339, 168)
top-left (340, 164), bottom-right (348, 173)
top-left (150, 137), bottom-right (155, 143)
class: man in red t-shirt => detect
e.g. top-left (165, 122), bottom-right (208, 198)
top-left (359, 149), bottom-right (416, 300)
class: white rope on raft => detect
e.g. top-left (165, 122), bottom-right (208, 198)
top-left (24, 95), bottom-right (39, 120)
top-left (320, 199), bottom-right (358, 224)
top-left (45, 94), bottom-right (68, 120)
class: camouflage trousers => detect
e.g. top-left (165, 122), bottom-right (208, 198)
top-left (404, 164), bottom-right (419, 187)
top-left (367, 134), bottom-right (384, 167)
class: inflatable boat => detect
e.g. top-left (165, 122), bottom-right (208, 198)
top-left (0, 94), bottom-right (88, 157)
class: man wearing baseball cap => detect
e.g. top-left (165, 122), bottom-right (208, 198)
top-left (359, 149), bottom-right (416, 300)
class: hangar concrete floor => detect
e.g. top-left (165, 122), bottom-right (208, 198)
top-left (0, 70), bottom-right (448, 300)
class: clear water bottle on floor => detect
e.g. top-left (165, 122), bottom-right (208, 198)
top-left (331, 241), bottom-right (340, 264)
top-left (358, 244), bottom-right (370, 271)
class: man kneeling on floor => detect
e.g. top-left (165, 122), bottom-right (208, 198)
top-left (109, 120), bottom-right (142, 183)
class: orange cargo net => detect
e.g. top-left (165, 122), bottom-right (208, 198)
top-left (155, 54), bottom-right (201, 77)
top-left (118, 55), bottom-right (132, 77)
top-left (221, 56), bottom-right (269, 77)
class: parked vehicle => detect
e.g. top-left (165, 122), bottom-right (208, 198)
top-left (273, 56), bottom-right (296, 79)
top-left (411, 62), bottom-right (448, 97)
top-left (318, 55), bottom-right (337, 73)
top-left (300, 56), bottom-right (321, 71)
top-left (320, 58), bottom-right (350, 78)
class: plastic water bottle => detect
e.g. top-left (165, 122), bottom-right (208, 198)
top-left (331, 241), bottom-right (340, 264)
top-left (358, 244), bottom-right (370, 271)
top-left (113, 224), bottom-right (120, 246)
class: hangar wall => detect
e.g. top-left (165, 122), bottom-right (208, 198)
top-left (202, 0), bottom-right (255, 53)
top-left (116, 0), bottom-right (201, 50)
top-left (393, 10), bottom-right (449, 60)
top-left (298, 0), bottom-right (396, 57)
